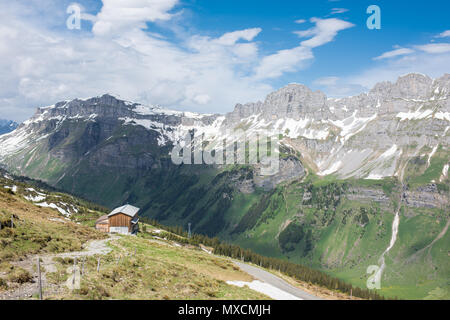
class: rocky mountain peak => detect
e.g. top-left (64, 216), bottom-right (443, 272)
top-left (224, 73), bottom-right (449, 126)
top-left (263, 83), bottom-right (327, 114)
top-left (30, 94), bottom-right (136, 123)
top-left (369, 73), bottom-right (434, 100)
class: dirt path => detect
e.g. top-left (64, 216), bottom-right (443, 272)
top-left (0, 235), bottom-right (118, 300)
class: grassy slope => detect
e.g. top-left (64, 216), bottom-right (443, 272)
top-left (57, 234), bottom-right (267, 300)
top-left (0, 182), bottom-right (268, 300)
top-left (58, 225), bottom-right (360, 300)
top-left (49, 232), bottom-right (267, 300)
top-left (0, 184), bottom-right (107, 293)
top-left (0, 188), bottom-right (105, 262)
top-left (404, 144), bottom-right (449, 189)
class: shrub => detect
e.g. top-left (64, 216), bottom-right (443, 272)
top-left (79, 283), bottom-right (110, 299)
top-left (8, 267), bottom-right (32, 284)
top-left (437, 183), bottom-right (449, 193)
top-left (53, 257), bottom-right (74, 265)
top-left (0, 277), bottom-right (8, 289)
top-left (0, 251), bottom-right (15, 261)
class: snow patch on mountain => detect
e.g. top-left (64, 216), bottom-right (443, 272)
top-left (330, 111), bottom-right (377, 142)
top-left (36, 202), bottom-right (71, 217)
top-left (318, 160), bottom-right (342, 176)
top-left (363, 145), bottom-right (403, 180)
top-left (435, 112), bottom-right (450, 121)
top-left (440, 164), bottom-right (449, 182)
top-left (226, 280), bottom-right (301, 300)
top-left (396, 109), bottom-right (433, 121)
top-left (427, 145), bottom-right (439, 167)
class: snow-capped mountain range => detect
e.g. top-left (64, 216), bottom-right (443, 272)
top-left (0, 73), bottom-right (448, 184)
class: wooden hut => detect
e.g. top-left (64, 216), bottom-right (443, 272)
top-left (95, 204), bottom-right (140, 235)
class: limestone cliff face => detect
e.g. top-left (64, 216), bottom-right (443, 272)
top-left (253, 157), bottom-right (306, 191)
top-left (221, 73), bottom-right (449, 184)
top-left (346, 187), bottom-right (391, 206)
top-left (403, 184), bottom-right (449, 209)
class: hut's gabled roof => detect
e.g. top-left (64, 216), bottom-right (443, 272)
top-left (108, 204), bottom-right (140, 217)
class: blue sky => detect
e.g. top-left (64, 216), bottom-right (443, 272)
top-left (0, 0), bottom-right (449, 121)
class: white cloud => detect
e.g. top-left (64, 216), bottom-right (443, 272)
top-left (436, 30), bottom-right (450, 38)
top-left (192, 94), bottom-right (211, 105)
top-left (348, 52), bottom-right (450, 91)
top-left (0, 1), bottom-right (272, 121)
top-left (0, 1), bottom-right (356, 121)
top-left (315, 39), bottom-right (450, 97)
top-left (313, 76), bottom-right (339, 86)
top-left (214, 28), bottom-right (261, 46)
top-left (92, 0), bottom-right (179, 36)
top-left (339, 39), bottom-right (450, 94)
top-left (254, 46), bottom-right (313, 80)
top-left (312, 76), bottom-right (366, 97)
top-left (330, 8), bottom-right (349, 15)
top-left (415, 43), bottom-right (450, 54)
top-left (294, 17), bottom-right (354, 48)
top-left (295, 19), bottom-right (306, 24)
top-left (254, 18), bottom-right (354, 81)
top-left (373, 48), bottom-right (415, 60)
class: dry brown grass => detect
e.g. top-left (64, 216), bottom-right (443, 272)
top-left (7, 267), bottom-right (32, 284)
top-left (50, 236), bottom-right (267, 300)
top-left (0, 190), bottom-right (106, 262)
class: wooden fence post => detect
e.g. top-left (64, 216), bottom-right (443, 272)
top-left (37, 257), bottom-right (42, 300)
top-left (81, 257), bottom-right (85, 276)
top-left (72, 257), bottom-right (77, 286)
